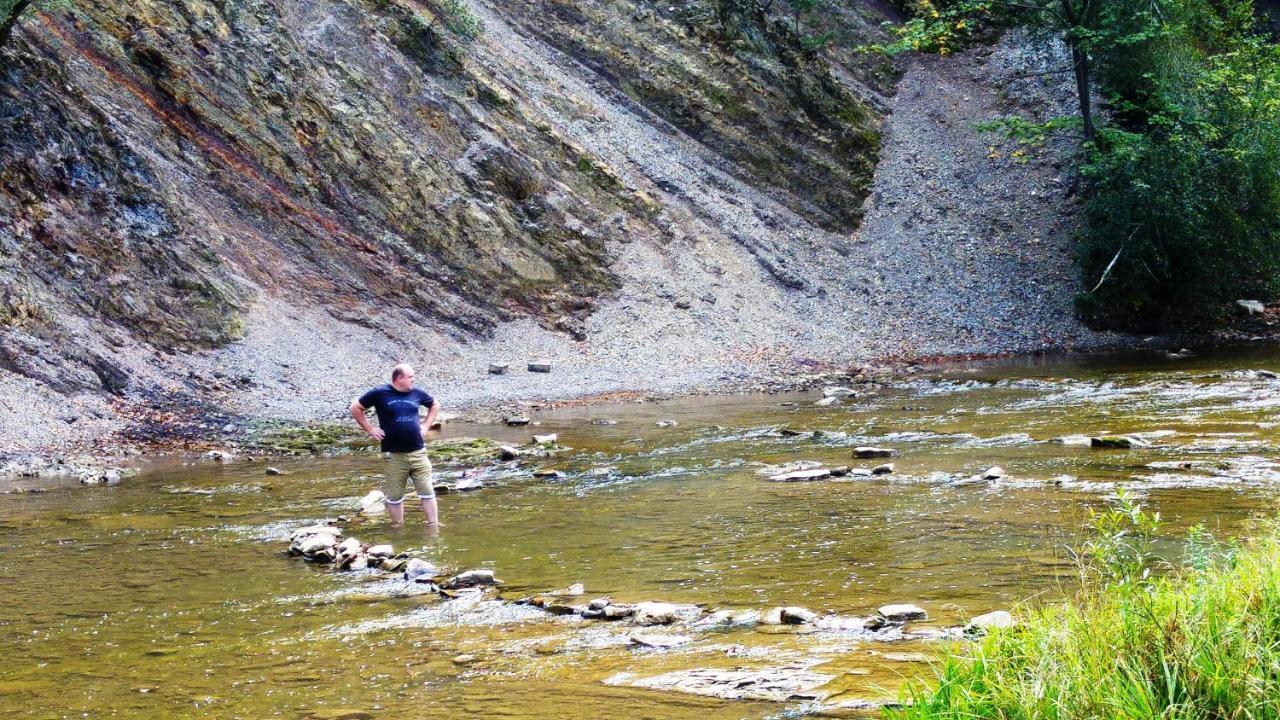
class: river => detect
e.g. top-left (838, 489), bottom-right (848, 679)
top-left (3, 348), bottom-right (1280, 718)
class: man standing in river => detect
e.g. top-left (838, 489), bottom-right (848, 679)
top-left (350, 363), bottom-right (441, 526)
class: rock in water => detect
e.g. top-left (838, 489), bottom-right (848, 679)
top-left (454, 476), bottom-right (484, 491)
top-left (854, 447), bottom-right (897, 458)
top-left (532, 433), bottom-right (557, 445)
top-left (655, 420), bottom-right (678, 428)
top-left (367, 544), bottom-right (395, 559)
top-left (359, 490), bottom-right (386, 515)
top-left (633, 601), bottom-right (678, 626)
top-left (443, 569), bottom-right (498, 589)
top-left (780, 607), bottom-right (818, 624)
top-left (403, 558), bottom-right (437, 582)
top-left (871, 463), bottom-right (894, 476)
top-left (878, 603), bottom-right (927, 622)
top-left (768, 468), bottom-right (832, 482)
top-left (630, 633), bottom-right (693, 649)
top-left (265, 466), bottom-right (284, 476)
top-left (504, 416), bottom-right (531, 426)
top-left (965, 610), bottom-right (1014, 635)
top-left (814, 396), bottom-right (837, 406)
top-left (981, 466), bottom-right (1005, 480)
top-left (1091, 436), bottom-right (1147, 449)
top-left (498, 445), bottom-right (521, 461)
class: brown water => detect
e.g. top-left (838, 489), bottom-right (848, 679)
top-left (4, 348), bottom-right (1280, 718)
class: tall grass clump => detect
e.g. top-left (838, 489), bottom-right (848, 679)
top-left (892, 493), bottom-right (1280, 719)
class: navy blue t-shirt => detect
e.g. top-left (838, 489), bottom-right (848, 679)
top-left (358, 385), bottom-right (435, 453)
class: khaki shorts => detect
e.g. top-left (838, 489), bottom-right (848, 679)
top-left (382, 449), bottom-right (434, 503)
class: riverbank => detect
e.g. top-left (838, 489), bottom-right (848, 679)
top-left (895, 510), bottom-right (1280, 719)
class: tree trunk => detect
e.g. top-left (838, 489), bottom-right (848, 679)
top-left (0, 0), bottom-right (33, 50)
top-left (1070, 38), bottom-right (1096, 142)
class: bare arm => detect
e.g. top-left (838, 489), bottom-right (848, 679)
top-left (421, 399), bottom-right (441, 438)
top-left (350, 398), bottom-right (385, 441)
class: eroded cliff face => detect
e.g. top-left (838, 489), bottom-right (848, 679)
top-left (0, 0), bottom-right (892, 414)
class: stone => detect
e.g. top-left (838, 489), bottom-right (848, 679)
top-left (981, 466), bottom-right (1005, 480)
top-left (871, 463), bottom-right (894, 476)
top-left (779, 427), bottom-right (806, 437)
top-left (814, 396), bottom-right (837, 406)
top-left (290, 525), bottom-right (342, 543)
top-left (1238, 299), bottom-right (1265, 315)
top-left (335, 537), bottom-right (362, 556)
top-left (965, 610), bottom-right (1014, 635)
top-left (880, 651), bottom-right (932, 663)
top-left (498, 445), bottom-right (521, 461)
top-left (527, 361), bottom-right (552, 373)
top-left (633, 601), bottom-right (678, 625)
top-left (828, 466), bottom-right (851, 477)
top-left (854, 447), bottom-right (897, 459)
top-left (266, 466), bottom-right (284, 476)
top-left (532, 433), bottom-right (557, 445)
top-left (359, 490), bottom-right (386, 515)
top-left (205, 450), bottom-right (234, 462)
top-left (1091, 436), bottom-right (1148, 449)
top-left (655, 420), bottom-right (678, 428)
top-left (862, 614), bottom-right (887, 631)
top-left (1051, 435), bottom-right (1093, 446)
top-left (759, 607), bottom-right (785, 625)
top-left (443, 569), bottom-right (498, 589)
top-left (563, 583), bottom-right (586, 596)
top-left (367, 544), bottom-right (394, 559)
top-left (533, 469), bottom-right (564, 478)
top-left (780, 607), bottom-right (818, 624)
top-left (768, 468), bottom-right (832, 482)
top-left (452, 654), bottom-right (477, 665)
top-left (589, 418), bottom-right (618, 426)
top-left (630, 633), bottom-right (693, 649)
top-left (379, 557), bottom-right (408, 573)
top-left (403, 558), bottom-right (437, 582)
top-left (297, 534), bottom-right (340, 555)
top-left (103, 469), bottom-right (123, 485)
top-left (603, 604), bottom-right (636, 620)
top-left (878, 603), bottom-right (927, 622)
top-left (504, 416), bottom-right (531, 426)
top-left (488, 362), bottom-right (509, 374)
top-left (454, 476), bottom-right (483, 492)
top-left (588, 597), bottom-right (612, 611)
top-left (822, 386), bottom-right (857, 398)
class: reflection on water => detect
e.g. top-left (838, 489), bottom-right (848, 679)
top-left (4, 347), bottom-right (1280, 718)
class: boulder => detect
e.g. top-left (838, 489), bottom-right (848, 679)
top-left (965, 610), bottom-right (1014, 635)
top-left (443, 569), bottom-right (499, 589)
top-left (814, 396), bottom-right (837, 406)
top-left (488, 362), bottom-right (510, 375)
top-left (822, 386), bottom-right (857, 398)
top-left (527, 361), bottom-right (552, 373)
top-left (205, 450), bottom-right (234, 462)
top-left (603, 603), bottom-right (636, 620)
top-left (779, 427), bottom-right (806, 437)
top-left (498, 445), bottom-right (521, 461)
top-left (981, 466), bottom-right (1006, 480)
top-left (633, 601), bottom-right (678, 626)
top-left (871, 463), bottom-right (894, 476)
top-left (878, 603), bottom-right (927, 622)
top-left (290, 525), bottom-right (342, 543)
top-left (759, 607), bottom-right (785, 625)
top-left (266, 466), bottom-right (284, 476)
top-left (563, 583), bottom-right (585, 596)
top-left (588, 597), bottom-right (612, 611)
top-left (504, 416), bottom-right (531, 426)
top-left (335, 537), bottom-right (362, 556)
top-left (297, 534), bottom-right (340, 556)
top-left (533, 469), bottom-right (564, 478)
top-left (454, 476), bottom-right (483, 492)
top-left (532, 433), bottom-right (558, 445)
top-left (1051, 435), bottom-right (1093, 446)
top-left (828, 466), bottom-right (851, 477)
top-left (854, 447), bottom-right (897, 459)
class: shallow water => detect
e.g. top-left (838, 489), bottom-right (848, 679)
top-left (5, 348), bottom-right (1280, 718)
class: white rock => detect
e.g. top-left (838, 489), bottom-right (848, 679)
top-left (1238, 299), bottom-right (1265, 315)
top-left (359, 490), bottom-right (386, 514)
top-left (444, 569), bottom-right (498, 589)
top-left (290, 525), bottom-right (342, 543)
top-left (633, 601), bottom-right (679, 626)
top-left (655, 420), bottom-right (678, 428)
top-left (367, 544), bottom-right (395, 558)
top-left (982, 466), bottom-right (1006, 480)
top-left (532, 433), bottom-right (558, 445)
top-left (814, 396), bottom-right (837, 406)
top-left (965, 610), bottom-right (1014, 634)
top-left (630, 633), bottom-right (693, 649)
top-left (454, 476), bottom-right (484, 491)
top-left (768, 468), bottom-right (832, 482)
top-left (780, 607), bottom-right (818, 624)
top-left (822, 386), bottom-right (857, 398)
top-left (871, 463), bottom-right (894, 476)
top-left (403, 558), bottom-right (437, 581)
top-left (878, 603), bottom-right (927, 622)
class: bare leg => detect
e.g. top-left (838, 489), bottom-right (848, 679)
top-left (420, 496), bottom-right (439, 526)
top-left (386, 501), bottom-right (405, 525)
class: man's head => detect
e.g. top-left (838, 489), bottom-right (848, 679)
top-left (391, 363), bottom-right (416, 391)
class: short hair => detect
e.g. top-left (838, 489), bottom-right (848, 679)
top-left (391, 364), bottom-right (413, 382)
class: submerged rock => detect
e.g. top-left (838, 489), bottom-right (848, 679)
top-left (453, 476), bottom-right (484, 492)
top-left (768, 468), bottom-right (831, 482)
top-left (606, 665), bottom-right (835, 702)
top-left (814, 396), bottom-right (837, 406)
top-left (266, 466), bottom-right (284, 476)
top-left (630, 633), bottom-right (693, 649)
top-left (655, 420), bottom-right (678, 428)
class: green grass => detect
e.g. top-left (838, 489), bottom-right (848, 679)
top-left (891, 515), bottom-right (1280, 719)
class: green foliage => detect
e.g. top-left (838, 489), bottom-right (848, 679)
top-left (1077, 3), bottom-right (1280, 329)
top-left (892, 516), bottom-right (1280, 719)
top-left (871, 1), bottom-right (994, 55)
top-left (437, 0), bottom-right (481, 40)
top-left (1, 0), bottom-right (69, 50)
top-left (1082, 489), bottom-right (1163, 588)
